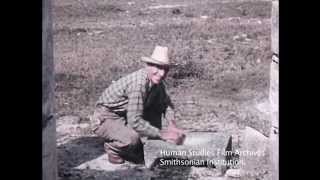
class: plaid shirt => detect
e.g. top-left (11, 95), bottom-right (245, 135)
top-left (96, 68), bottom-right (174, 138)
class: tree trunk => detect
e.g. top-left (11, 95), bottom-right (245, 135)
top-left (42, 0), bottom-right (57, 179)
top-left (269, 1), bottom-right (279, 180)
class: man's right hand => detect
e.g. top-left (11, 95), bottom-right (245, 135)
top-left (160, 120), bottom-right (186, 145)
top-left (160, 129), bottom-right (185, 145)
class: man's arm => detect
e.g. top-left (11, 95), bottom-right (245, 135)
top-left (161, 84), bottom-right (178, 128)
top-left (162, 101), bottom-right (175, 127)
top-left (126, 83), bottom-right (161, 138)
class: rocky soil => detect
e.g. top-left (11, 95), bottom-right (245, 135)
top-left (53, 0), bottom-right (273, 179)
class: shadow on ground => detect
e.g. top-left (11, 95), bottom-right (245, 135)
top-left (58, 136), bottom-right (192, 180)
top-left (58, 136), bottom-right (105, 168)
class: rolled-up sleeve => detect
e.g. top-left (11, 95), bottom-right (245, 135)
top-left (126, 83), bottom-right (161, 138)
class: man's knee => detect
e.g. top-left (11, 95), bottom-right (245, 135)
top-left (126, 130), bottom-right (141, 147)
top-left (104, 129), bottom-right (141, 152)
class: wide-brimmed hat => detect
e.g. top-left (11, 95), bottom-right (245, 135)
top-left (141, 46), bottom-right (170, 65)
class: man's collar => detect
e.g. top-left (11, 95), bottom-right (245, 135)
top-left (148, 81), bottom-right (153, 91)
top-left (143, 68), bottom-right (153, 92)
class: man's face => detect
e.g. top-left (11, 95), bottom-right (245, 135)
top-left (146, 63), bottom-right (170, 84)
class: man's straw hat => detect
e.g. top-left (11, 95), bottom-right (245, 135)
top-left (141, 46), bottom-right (170, 65)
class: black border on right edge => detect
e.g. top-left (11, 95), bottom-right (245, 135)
top-left (279, 0), bottom-right (317, 179)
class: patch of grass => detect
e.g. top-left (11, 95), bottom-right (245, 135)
top-left (53, 0), bottom-right (272, 132)
top-left (170, 61), bottom-right (204, 80)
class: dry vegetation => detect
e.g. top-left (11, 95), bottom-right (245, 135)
top-left (53, 0), bottom-right (272, 179)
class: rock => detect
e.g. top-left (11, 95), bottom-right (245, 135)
top-left (144, 131), bottom-right (232, 175)
top-left (78, 123), bottom-right (90, 129)
top-left (200, 15), bottom-right (208, 19)
top-left (255, 100), bottom-right (270, 115)
top-left (256, 58), bottom-right (261, 63)
top-left (239, 127), bottom-right (269, 178)
top-left (57, 115), bottom-right (81, 125)
top-left (232, 35), bottom-right (240, 41)
top-left (56, 115), bottom-right (89, 139)
top-left (269, 60), bottom-right (278, 128)
top-left (240, 34), bottom-right (247, 38)
top-left (57, 124), bottom-right (78, 134)
top-left (75, 154), bottom-right (121, 171)
top-left (269, 128), bottom-right (279, 180)
top-left (225, 169), bottom-right (241, 178)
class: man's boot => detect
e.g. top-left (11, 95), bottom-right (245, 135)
top-left (107, 152), bottom-right (125, 164)
top-left (104, 143), bottom-right (124, 164)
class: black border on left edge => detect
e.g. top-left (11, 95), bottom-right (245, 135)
top-left (7, 0), bottom-right (43, 179)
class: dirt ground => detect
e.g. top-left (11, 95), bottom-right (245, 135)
top-left (53, 0), bottom-right (273, 179)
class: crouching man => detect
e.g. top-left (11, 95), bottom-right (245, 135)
top-left (91, 46), bottom-right (185, 164)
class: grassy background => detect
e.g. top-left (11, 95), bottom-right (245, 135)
top-left (54, 0), bottom-right (273, 179)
